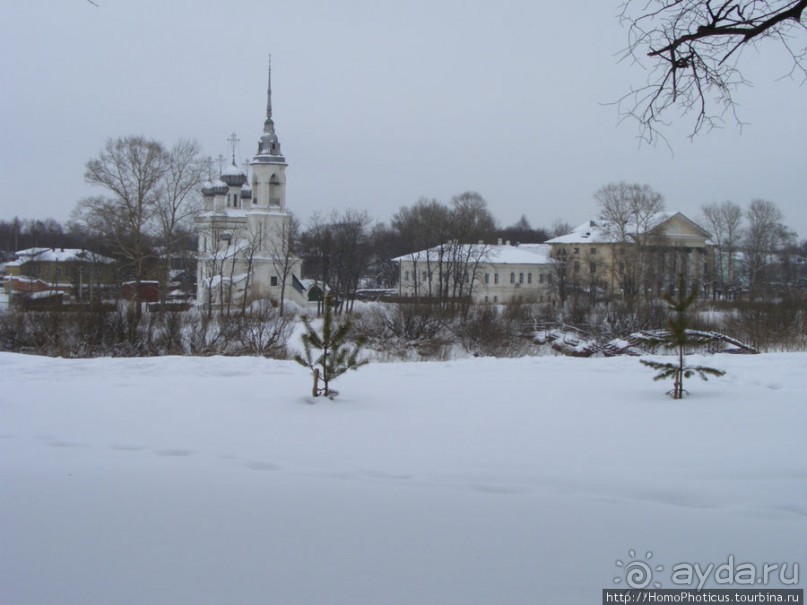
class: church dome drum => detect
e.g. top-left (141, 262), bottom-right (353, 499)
top-left (221, 163), bottom-right (247, 187)
top-left (201, 180), bottom-right (215, 196)
top-left (211, 179), bottom-right (229, 195)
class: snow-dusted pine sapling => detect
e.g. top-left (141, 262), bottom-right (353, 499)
top-left (294, 296), bottom-right (367, 398)
top-left (641, 273), bottom-right (725, 399)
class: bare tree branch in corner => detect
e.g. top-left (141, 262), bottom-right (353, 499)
top-left (618, 0), bottom-right (807, 142)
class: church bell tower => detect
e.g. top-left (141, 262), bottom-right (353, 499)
top-left (250, 59), bottom-right (287, 210)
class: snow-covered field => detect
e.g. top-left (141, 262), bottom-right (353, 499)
top-left (1, 351), bottom-right (805, 604)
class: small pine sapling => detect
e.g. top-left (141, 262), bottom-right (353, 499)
top-left (641, 273), bottom-right (725, 399)
top-left (294, 296), bottom-right (367, 398)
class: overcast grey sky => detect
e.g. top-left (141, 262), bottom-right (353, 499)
top-left (1, 1), bottom-right (804, 238)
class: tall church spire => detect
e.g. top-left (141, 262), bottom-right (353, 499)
top-left (256, 57), bottom-right (284, 161)
top-left (265, 55), bottom-right (274, 125)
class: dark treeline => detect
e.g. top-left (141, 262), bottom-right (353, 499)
top-left (1, 191), bottom-right (553, 264)
top-left (0, 216), bottom-right (197, 259)
top-left (0, 218), bottom-right (84, 257)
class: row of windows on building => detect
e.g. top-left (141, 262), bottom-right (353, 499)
top-left (566, 259), bottom-right (706, 275)
top-left (557, 246), bottom-right (708, 258)
top-left (482, 293), bottom-right (552, 304)
top-left (557, 247), bottom-right (598, 258)
top-left (403, 270), bottom-right (554, 286)
top-left (397, 291), bottom-right (553, 304)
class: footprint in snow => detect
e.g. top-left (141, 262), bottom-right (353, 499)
top-left (46, 440), bottom-right (88, 448)
top-left (360, 470), bottom-right (414, 481)
top-left (467, 483), bottom-right (530, 495)
top-left (244, 461), bottom-right (280, 471)
top-left (155, 448), bottom-right (194, 457)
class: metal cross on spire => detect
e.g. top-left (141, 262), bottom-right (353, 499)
top-left (215, 154), bottom-right (227, 175)
top-left (227, 132), bottom-right (240, 165)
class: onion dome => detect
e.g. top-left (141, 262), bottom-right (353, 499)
top-left (211, 179), bottom-right (229, 195)
top-left (201, 180), bottom-right (215, 196)
top-left (221, 163), bottom-right (247, 187)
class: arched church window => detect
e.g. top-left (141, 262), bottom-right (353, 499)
top-left (269, 174), bottom-right (281, 206)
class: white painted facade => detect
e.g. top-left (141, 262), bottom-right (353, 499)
top-left (195, 64), bottom-right (307, 310)
top-left (394, 243), bottom-right (558, 304)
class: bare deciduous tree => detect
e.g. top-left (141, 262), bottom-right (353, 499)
top-left (619, 0), bottom-right (807, 141)
top-left (595, 182), bottom-right (665, 242)
top-left (594, 182), bottom-right (666, 307)
top-left (73, 136), bottom-right (204, 316)
top-left (392, 194), bottom-right (495, 308)
top-left (329, 210), bottom-right (374, 313)
top-left (550, 219), bottom-right (573, 239)
top-left (299, 210), bottom-right (374, 314)
top-left (391, 198), bottom-right (452, 299)
top-left (449, 191), bottom-right (498, 244)
top-left (701, 200), bottom-right (744, 297)
top-left (299, 213), bottom-right (332, 314)
top-left (73, 137), bottom-right (166, 315)
top-left (744, 199), bottom-right (790, 295)
top-left (267, 213), bottom-right (299, 316)
top-left (155, 139), bottom-right (205, 300)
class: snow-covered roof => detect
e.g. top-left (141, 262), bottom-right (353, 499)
top-left (393, 243), bottom-right (556, 265)
top-left (11, 248), bottom-right (114, 265)
top-left (222, 164), bottom-right (246, 177)
top-left (29, 290), bottom-right (64, 300)
top-left (209, 179), bottom-right (229, 194)
top-left (298, 279), bottom-right (324, 293)
top-left (221, 164), bottom-right (248, 187)
top-left (485, 243), bottom-right (556, 264)
top-left (7, 275), bottom-right (45, 284)
top-left (208, 273), bottom-right (249, 288)
top-left (545, 212), bottom-right (709, 245)
top-left (507, 243), bottom-right (554, 263)
top-left (544, 221), bottom-right (613, 245)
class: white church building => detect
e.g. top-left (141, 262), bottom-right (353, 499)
top-left (195, 64), bottom-right (308, 310)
